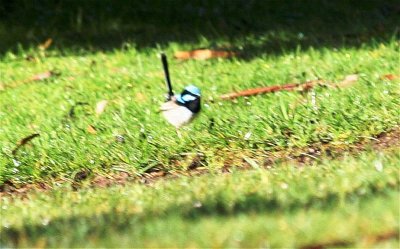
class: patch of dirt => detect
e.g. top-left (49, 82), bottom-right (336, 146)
top-left (1, 127), bottom-right (399, 198)
top-left (0, 180), bottom-right (51, 198)
top-left (291, 128), bottom-right (400, 165)
top-left (300, 230), bottom-right (399, 249)
top-left (90, 172), bottom-right (131, 188)
top-left (301, 240), bottom-right (350, 249)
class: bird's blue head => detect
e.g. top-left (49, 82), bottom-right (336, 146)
top-left (175, 85), bottom-right (201, 113)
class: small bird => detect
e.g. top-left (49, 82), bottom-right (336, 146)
top-left (159, 53), bottom-right (201, 129)
top-left (160, 85), bottom-right (201, 128)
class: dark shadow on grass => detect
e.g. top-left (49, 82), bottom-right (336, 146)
top-left (1, 183), bottom-right (396, 247)
top-left (0, 0), bottom-right (399, 59)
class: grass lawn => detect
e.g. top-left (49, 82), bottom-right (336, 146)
top-left (1, 1), bottom-right (399, 247)
top-left (2, 149), bottom-right (399, 247)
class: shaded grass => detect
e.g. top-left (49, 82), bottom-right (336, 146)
top-left (4, 193), bottom-right (399, 248)
top-left (1, 0), bottom-right (399, 56)
top-left (1, 150), bottom-right (399, 247)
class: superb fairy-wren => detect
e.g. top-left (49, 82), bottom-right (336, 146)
top-left (159, 53), bottom-right (201, 128)
top-left (160, 85), bottom-right (201, 128)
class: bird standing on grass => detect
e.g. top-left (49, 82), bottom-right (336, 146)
top-left (159, 53), bottom-right (201, 129)
top-left (160, 85), bottom-right (201, 128)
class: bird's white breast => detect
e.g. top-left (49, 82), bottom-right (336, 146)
top-left (161, 102), bottom-right (194, 128)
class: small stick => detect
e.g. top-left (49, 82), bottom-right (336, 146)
top-left (161, 53), bottom-right (174, 100)
top-left (12, 133), bottom-right (40, 156)
top-left (220, 80), bottom-right (323, 100)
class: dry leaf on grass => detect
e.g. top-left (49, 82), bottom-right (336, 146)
top-left (31, 71), bottom-right (54, 81)
top-left (18, 71), bottom-right (57, 86)
top-left (95, 100), bottom-right (108, 115)
top-left (12, 133), bottom-right (40, 156)
top-left (2, 70), bottom-right (60, 90)
top-left (333, 74), bottom-right (358, 88)
top-left (381, 74), bottom-right (399, 81)
top-left (87, 125), bottom-right (97, 134)
top-left (39, 38), bottom-right (53, 50)
top-left (174, 49), bottom-right (236, 60)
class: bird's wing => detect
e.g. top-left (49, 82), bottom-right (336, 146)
top-left (160, 101), bottom-right (180, 111)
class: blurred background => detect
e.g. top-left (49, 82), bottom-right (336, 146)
top-left (0, 0), bottom-right (399, 55)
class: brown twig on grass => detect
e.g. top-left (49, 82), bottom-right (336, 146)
top-left (220, 74), bottom-right (366, 100)
top-left (12, 133), bottom-right (40, 156)
top-left (220, 79), bottom-right (324, 100)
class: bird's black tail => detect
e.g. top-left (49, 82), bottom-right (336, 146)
top-left (161, 53), bottom-right (174, 100)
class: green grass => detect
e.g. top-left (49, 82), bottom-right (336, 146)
top-left (1, 1), bottom-right (399, 185)
top-left (1, 1), bottom-right (400, 247)
top-left (4, 194), bottom-right (400, 248)
top-left (1, 39), bottom-right (399, 185)
top-left (1, 149), bottom-right (399, 247)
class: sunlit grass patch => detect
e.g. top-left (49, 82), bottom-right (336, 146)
top-left (1, 38), bottom-right (399, 185)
